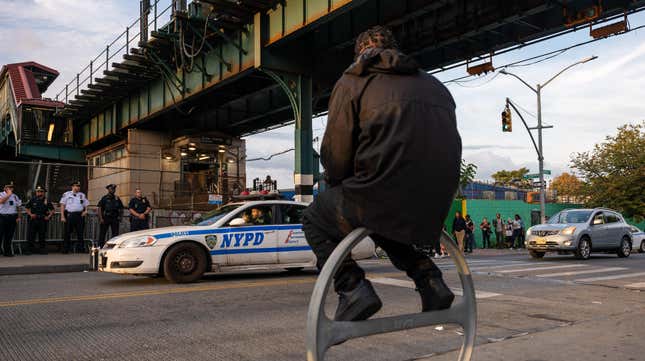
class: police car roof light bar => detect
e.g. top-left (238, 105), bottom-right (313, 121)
top-left (305, 229), bottom-right (477, 361)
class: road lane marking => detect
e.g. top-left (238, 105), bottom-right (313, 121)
top-left (536, 267), bottom-right (627, 278)
top-left (495, 264), bottom-right (588, 273)
top-left (575, 271), bottom-right (645, 283)
top-left (624, 282), bottom-right (645, 289)
top-left (369, 277), bottom-right (502, 299)
top-left (468, 262), bottom-right (542, 271)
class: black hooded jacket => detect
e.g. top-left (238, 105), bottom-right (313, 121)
top-left (321, 48), bottom-right (462, 244)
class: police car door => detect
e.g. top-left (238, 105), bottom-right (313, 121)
top-left (220, 205), bottom-right (278, 266)
top-left (276, 204), bottom-right (311, 264)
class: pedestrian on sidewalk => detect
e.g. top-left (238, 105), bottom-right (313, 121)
top-left (512, 214), bottom-right (522, 249)
top-left (0, 182), bottom-right (22, 257)
top-left (480, 217), bottom-right (491, 248)
top-left (60, 181), bottom-right (88, 253)
top-left (98, 184), bottom-right (124, 248)
top-left (128, 188), bottom-right (151, 231)
top-left (494, 213), bottom-right (504, 249)
top-left (452, 211), bottom-right (467, 253)
top-left (516, 214), bottom-right (526, 248)
top-left (464, 214), bottom-right (474, 253)
top-left (505, 218), bottom-right (514, 249)
top-left (24, 185), bottom-right (54, 255)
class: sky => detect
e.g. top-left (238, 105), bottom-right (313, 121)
top-left (2, 1), bottom-right (644, 188)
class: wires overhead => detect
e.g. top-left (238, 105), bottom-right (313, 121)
top-left (247, 148), bottom-right (294, 162)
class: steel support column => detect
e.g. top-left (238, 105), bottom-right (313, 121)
top-left (261, 69), bottom-right (314, 203)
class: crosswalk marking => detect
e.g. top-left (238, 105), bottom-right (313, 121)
top-left (368, 277), bottom-right (502, 299)
top-left (575, 271), bottom-right (645, 283)
top-left (468, 262), bottom-right (545, 271)
top-left (495, 264), bottom-right (587, 273)
top-left (536, 267), bottom-right (627, 278)
top-left (624, 282), bottom-right (645, 289)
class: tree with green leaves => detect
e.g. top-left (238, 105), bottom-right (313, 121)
top-left (457, 160), bottom-right (478, 199)
top-left (491, 167), bottom-right (531, 188)
top-left (571, 122), bottom-right (644, 221)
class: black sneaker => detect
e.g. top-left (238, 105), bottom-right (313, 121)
top-left (416, 277), bottom-right (455, 312)
top-left (334, 279), bottom-right (383, 322)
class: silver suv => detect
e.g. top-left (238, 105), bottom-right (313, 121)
top-left (526, 208), bottom-right (633, 260)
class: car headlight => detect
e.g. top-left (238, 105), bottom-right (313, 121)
top-left (119, 235), bottom-right (157, 248)
top-left (561, 226), bottom-right (576, 235)
top-left (563, 241), bottom-right (572, 246)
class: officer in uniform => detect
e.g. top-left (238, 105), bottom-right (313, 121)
top-left (128, 188), bottom-right (151, 232)
top-left (24, 185), bottom-right (54, 255)
top-left (97, 184), bottom-right (124, 248)
top-left (60, 181), bottom-right (88, 253)
top-left (0, 182), bottom-right (22, 257)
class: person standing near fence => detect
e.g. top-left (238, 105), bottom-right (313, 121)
top-left (494, 213), bottom-right (504, 249)
top-left (24, 185), bottom-right (54, 255)
top-left (129, 188), bottom-right (151, 232)
top-left (97, 184), bottom-right (124, 248)
top-left (479, 217), bottom-right (491, 248)
top-left (60, 181), bottom-right (88, 254)
top-left (452, 211), bottom-right (466, 253)
top-left (0, 182), bottom-right (22, 257)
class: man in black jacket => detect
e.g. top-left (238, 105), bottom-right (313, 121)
top-left (303, 26), bottom-right (462, 321)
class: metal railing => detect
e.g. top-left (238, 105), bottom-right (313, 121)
top-left (55, 0), bottom-right (174, 104)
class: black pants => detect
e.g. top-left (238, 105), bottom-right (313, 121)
top-left (130, 217), bottom-right (149, 232)
top-left (465, 232), bottom-right (474, 252)
top-left (481, 231), bottom-right (491, 248)
top-left (0, 214), bottom-right (18, 256)
top-left (27, 218), bottom-right (48, 251)
top-left (302, 190), bottom-right (442, 293)
top-left (63, 212), bottom-right (85, 253)
top-left (99, 218), bottom-right (120, 247)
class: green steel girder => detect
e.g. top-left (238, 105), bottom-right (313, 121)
top-left (18, 144), bottom-right (86, 163)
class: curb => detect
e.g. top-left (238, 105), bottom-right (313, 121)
top-left (0, 264), bottom-right (90, 276)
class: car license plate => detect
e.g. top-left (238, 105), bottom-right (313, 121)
top-left (536, 238), bottom-right (546, 245)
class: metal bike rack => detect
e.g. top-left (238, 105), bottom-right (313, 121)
top-left (306, 228), bottom-right (477, 361)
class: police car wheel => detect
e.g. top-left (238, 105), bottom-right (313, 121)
top-left (163, 243), bottom-right (207, 283)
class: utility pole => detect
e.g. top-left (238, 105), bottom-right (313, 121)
top-left (500, 56), bottom-right (597, 223)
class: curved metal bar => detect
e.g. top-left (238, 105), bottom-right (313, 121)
top-left (259, 68), bottom-right (301, 126)
top-left (306, 229), bottom-right (476, 361)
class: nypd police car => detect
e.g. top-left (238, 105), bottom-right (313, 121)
top-left (99, 201), bottom-right (375, 283)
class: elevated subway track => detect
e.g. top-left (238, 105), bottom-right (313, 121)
top-left (58, 0), bottom-right (645, 201)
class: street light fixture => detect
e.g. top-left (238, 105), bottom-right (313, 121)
top-left (499, 56), bottom-right (597, 223)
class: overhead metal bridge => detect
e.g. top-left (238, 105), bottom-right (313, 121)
top-left (54, 0), bottom-right (645, 201)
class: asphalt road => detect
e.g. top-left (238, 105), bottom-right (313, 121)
top-left (0, 251), bottom-right (644, 361)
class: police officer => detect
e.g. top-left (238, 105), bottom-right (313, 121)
top-left (97, 184), bottom-right (124, 248)
top-left (24, 185), bottom-right (54, 255)
top-left (60, 181), bottom-right (88, 253)
top-left (128, 188), bottom-right (151, 232)
top-left (0, 182), bottom-right (22, 257)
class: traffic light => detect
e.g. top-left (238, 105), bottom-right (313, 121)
top-left (501, 106), bottom-right (512, 132)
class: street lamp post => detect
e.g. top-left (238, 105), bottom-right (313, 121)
top-left (500, 56), bottom-right (597, 223)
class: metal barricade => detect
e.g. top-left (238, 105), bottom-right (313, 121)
top-left (306, 228), bottom-right (477, 361)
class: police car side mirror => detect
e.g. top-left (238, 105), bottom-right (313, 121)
top-left (229, 218), bottom-right (246, 226)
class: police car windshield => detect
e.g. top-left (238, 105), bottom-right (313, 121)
top-left (193, 204), bottom-right (241, 226)
top-left (547, 210), bottom-right (593, 224)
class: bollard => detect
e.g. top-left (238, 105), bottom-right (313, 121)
top-left (306, 229), bottom-right (477, 361)
top-left (89, 245), bottom-right (100, 271)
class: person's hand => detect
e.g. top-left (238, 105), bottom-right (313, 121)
top-left (81, 211), bottom-right (87, 217)
top-left (44, 216), bottom-right (51, 221)
top-left (139, 214), bottom-right (146, 220)
top-left (16, 217), bottom-right (21, 223)
top-left (30, 214), bottom-right (37, 220)
top-left (61, 216), bottom-right (66, 223)
top-left (99, 218), bottom-right (105, 224)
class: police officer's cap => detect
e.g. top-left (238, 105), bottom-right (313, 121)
top-left (35, 185), bottom-right (46, 192)
top-left (70, 180), bottom-right (81, 187)
top-left (106, 184), bottom-right (117, 190)
top-left (4, 181), bottom-right (14, 189)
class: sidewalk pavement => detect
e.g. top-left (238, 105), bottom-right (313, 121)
top-left (0, 253), bottom-right (89, 276)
